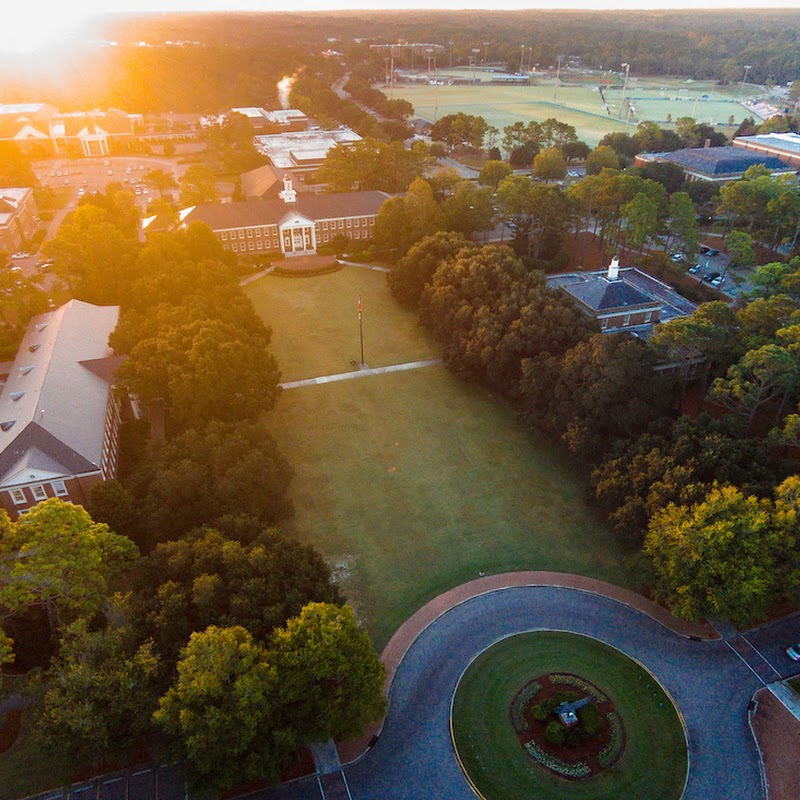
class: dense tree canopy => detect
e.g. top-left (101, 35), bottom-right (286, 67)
top-left (126, 528), bottom-right (341, 669)
top-left (33, 620), bottom-right (160, 767)
top-left (271, 603), bottom-right (386, 742)
top-left (129, 420), bottom-right (294, 544)
top-left (644, 481), bottom-right (800, 627)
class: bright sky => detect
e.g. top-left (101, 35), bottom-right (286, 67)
top-left (3, 1), bottom-right (799, 55)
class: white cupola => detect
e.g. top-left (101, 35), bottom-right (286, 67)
top-left (279, 175), bottom-right (297, 204)
top-left (607, 256), bottom-right (620, 281)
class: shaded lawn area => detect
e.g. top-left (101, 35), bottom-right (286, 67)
top-left (245, 267), bottom-right (439, 383)
top-left (265, 365), bottom-right (630, 649)
top-left (452, 631), bottom-right (687, 800)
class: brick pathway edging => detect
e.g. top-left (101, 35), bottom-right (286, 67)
top-left (336, 571), bottom-right (718, 765)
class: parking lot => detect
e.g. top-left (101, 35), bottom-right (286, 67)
top-left (33, 155), bottom-right (182, 214)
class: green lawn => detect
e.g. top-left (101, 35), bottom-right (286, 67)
top-left (452, 631), bottom-right (688, 800)
top-left (247, 268), bottom-right (630, 648)
top-left (388, 76), bottom-right (749, 146)
top-left (246, 267), bottom-right (439, 382)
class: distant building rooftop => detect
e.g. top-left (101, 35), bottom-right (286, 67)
top-left (734, 132), bottom-right (800, 166)
top-left (254, 128), bottom-right (361, 170)
top-left (636, 145), bottom-right (794, 182)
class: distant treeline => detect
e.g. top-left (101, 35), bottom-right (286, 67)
top-left (1, 10), bottom-right (799, 111)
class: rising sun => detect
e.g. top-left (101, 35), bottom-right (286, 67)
top-left (1, 8), bottom-right (88, 55)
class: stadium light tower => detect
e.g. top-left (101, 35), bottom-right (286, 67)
top-left (519, 44), bottom-right (525, 73)
top-left (740, 65), bottom-right (752, 99)
top-left (619, 62), bottom-right (631, 119)
top-left (483, 41), bottom-right (489, 67)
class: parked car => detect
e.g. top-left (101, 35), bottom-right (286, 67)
top-left (11, 251), bottom-right (29, 260)
top-left (706, 248), bottom-right (720, 257)
top-left (689, 264), bottom-right (702, 274)
top-left (671, 252), bottom-right (684, 262)
top-left (787, 643), bottom-right (800, 661)
top-left (703, 271), bottom-right (721, 283)
top-left (710, 275), bottom-right (725, 288)
top-left (37, 261), bottom-right (53, 271)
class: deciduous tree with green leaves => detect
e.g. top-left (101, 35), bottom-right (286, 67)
top-left (272, 603), bottom-right (385, 743)
top-left (154, 625), bottom-right (294, 791)
top-left (33, 620), bottom-right (159, 767)
top-left (0, 500), bottom-right (138, 636)
top-left (644, 481), bottom-right (800, 627)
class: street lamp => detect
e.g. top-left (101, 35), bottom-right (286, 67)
top-left (472, 48), bottom-right (481, 82)
top-left (519, 44), bottom-right (525, 74)
top-left (740, 65), bottom-right (752, 100)
top-left (483, 41), bottom-right (489, 67)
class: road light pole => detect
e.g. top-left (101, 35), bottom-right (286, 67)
top-left (740, 64), bottom-right (752, 100)
top-left (483, 41), bottom-right (489, 67)
top-left (472, 48), bottom-right (481, 82)
top-left (519, 44), bottom-right (525, 73)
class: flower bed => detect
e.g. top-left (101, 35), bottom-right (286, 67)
top-left (509, 672), bottom-right (626, 781)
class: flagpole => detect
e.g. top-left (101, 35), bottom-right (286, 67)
top-left (358, 295), bottom-right (364, 366)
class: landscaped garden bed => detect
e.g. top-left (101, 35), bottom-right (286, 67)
top-left (509, 672), bottom-right (625, 780)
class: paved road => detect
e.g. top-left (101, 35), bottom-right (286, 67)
top-left (252, 586), bottom-right (767, 800)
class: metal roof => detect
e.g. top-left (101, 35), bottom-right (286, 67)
top-left (0, 300), bottom-right (120, 487)
top-left (642, 146), bottom-right (791, 177)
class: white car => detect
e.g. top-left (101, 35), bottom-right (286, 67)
top-left (787, 643), bottom-right (800, 661)
top-left (710, 275), bottom-right (725, 288)
top-left (11, 251), bottom-right (29, 260)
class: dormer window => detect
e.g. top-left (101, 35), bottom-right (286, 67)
top-left (0, 421), bottom-right (16, 431)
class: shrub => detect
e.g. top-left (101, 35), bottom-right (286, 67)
top-left (530, 702), bottom-right (549, 722)
top-left (545, 720), bottom-right (565, 746)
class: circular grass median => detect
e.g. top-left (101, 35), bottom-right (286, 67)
top-left (451, 631), bottom-right (687, 800)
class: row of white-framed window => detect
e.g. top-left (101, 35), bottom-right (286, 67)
top-left (9, 480), bottom-right (68, 505)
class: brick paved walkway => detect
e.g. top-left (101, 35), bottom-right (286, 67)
top-left (751, 687), bottom-right (800, 800)
top-left (336, 570), bottom-right (717, 764)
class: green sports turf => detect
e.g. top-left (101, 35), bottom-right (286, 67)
top-left (247, 269), bottom-right (631, 647)
top-left (387, 76), bottom-right (751, 146)
top-left (452, 631), bottom-right (688, 800)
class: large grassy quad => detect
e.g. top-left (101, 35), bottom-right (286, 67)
top-left (246, 268), bottom-right (630, 647)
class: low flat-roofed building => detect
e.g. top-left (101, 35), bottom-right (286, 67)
top-left (733, 132), bottom-right (800, 169)
top-left (0, 301), bottom-right (123, 519)
top-left (634, 145), bottom-right (794, 183)
top-left (546, 257), bottom-right (697, 337)
top-left (0, 188), bottom-right (38, 255)
top-left (254, 128), bottom-right (361, 173)
top-left (181, 177), bottom-right (388, 257)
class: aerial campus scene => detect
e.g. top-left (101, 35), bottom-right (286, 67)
top-left (2, 1), bottom-right (800, 799)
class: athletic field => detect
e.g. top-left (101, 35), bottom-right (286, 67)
top-left (387, 74), bottom-right (754, 146)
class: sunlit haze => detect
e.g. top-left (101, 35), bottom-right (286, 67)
top-left (2, 0), bottom-right (799, 54)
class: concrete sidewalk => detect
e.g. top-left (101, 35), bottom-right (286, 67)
top-left (279, 359), bottom-right (443, 390)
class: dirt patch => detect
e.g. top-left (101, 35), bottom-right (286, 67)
top-left (751, 688), bottom-right (800, 800)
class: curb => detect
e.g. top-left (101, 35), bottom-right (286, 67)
top-left (337, 572), bottom-right (716, 766)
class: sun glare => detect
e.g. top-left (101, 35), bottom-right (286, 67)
top-left (1, 9), bottom-right (87, 55)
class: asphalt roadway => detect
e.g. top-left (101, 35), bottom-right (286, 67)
top-left (253, 586), bottom-right (782, 800)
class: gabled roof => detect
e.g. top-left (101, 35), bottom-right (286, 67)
top-left (182, 191), bottom-right (390, 230)
top-left (240, 164), bottom-right (281, 199)
top-left (0, 300), bottom-right (120, 487)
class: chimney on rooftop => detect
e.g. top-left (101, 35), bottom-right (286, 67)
top-left (607, 256), bottom-right (620, 281)
top-left (704, 138), bottom-right (711, 148)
